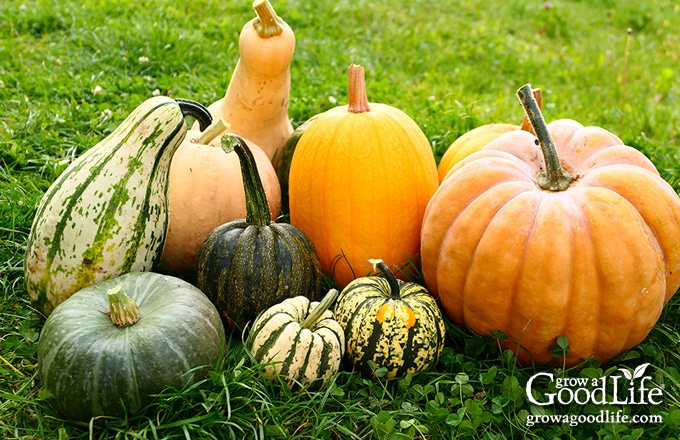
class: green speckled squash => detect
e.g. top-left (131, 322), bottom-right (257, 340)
top-left (196, 134), bottom-right (322, 332)
top-left (37, 272), bottom-right (225, 422)
top-left (24, 96), bottom-right (212, 316)
top-left (333, 259), bottom-right (445, 378)
top-left (248, 289), bottom-right (344, 390)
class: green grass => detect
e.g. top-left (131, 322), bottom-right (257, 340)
top-left (2, 0), bottom-right (680, 438)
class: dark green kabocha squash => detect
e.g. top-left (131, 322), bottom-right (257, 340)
top-left (196, 134), bottom-right (323, 332)
top-left (333, 259), bottom-right (446, 378)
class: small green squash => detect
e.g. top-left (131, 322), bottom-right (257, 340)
top-left (333, 259), bottom-right (446, 378)
top-left (196, 134), bottom-right (323, 332)
top-left (24, 96), bottom-right (212, 316)
top-left (37, 272), bottom-right (225, 421)
top-left (248, 288), bottom-right (345, 390)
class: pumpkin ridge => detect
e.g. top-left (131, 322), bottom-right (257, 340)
top-left (557, 196), bottom-right (592, 358)
top-left (501, 193), bottom-right (544, 339)
top-left (426, 167), bottom-right (536, 303)
top-left (460, 190), bottom-right (540, 332)
top-left (511, 194), bottom-right (582, 361)
top-left (574, 188), bottom-right (665, 362)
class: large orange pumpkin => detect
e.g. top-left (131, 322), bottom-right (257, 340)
top-left (288, 64), bottom-right (439, 288)
top-left (421, 84), bottom-right (680, 366)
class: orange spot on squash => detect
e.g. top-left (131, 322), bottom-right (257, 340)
top-left (402, 305), bottom-right (416, 329)
top-left (376, 304), bottom-right (394, 324)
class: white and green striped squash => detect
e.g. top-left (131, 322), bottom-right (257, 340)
top-left (37, 271), bottom-right (226, 421)
top-left (333, 259), bottom-right (446, 378)
top-left (23, 96), bottom-right (212, 316)
top-left (248, 289), bottom-right (345, 390)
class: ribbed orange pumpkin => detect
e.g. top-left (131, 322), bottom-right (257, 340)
top-left (288, 64), bottom-right (439, 288)
top-left (160, 121), bottom-right (281, 274)
top-left (421, 84), bottom-right (680, 366)
top-left (437, 89), bottom-right (542, 182)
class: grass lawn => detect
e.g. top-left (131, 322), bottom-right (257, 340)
top-left (2, 0), bottom-right (680, 438)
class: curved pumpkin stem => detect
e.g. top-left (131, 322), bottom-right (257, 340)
top-left (369, 259), bottom-right (401, 300)
top-left (107, 284), bottom-right (140, 327)
top-left (516, 84), bottom-right (574, 192)
top-left (176, 98), bottom-right (213, 131)
top-left (347, 64), bottom-right (371, 114)
top-left (301, 289), bottom-right (339, 330)
top-left (221, 134), bottom-right (271, 226)
top-left (253, 0), bottom-right (284, 37)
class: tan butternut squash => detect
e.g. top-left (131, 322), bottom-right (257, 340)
top-left (194, 0), bottom-right (295, 163)
top-left (161, 120), bottom-right (281, 274)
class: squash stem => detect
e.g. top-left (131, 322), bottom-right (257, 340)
top-left (519, 88), bottom-right (542, 134)
top-left (195, 118), bottom-right (230, 145)
top-left (516, 84), bottom-right (574, 192)
top-left (221, 134), bottom-right (271, 226)
top-left (253, 0), bottom-right (284, 37)
top-left (347, 64), bottom-right (371, 113)
top-left (369, 259), bottom-right (401, 299)
top-left (107, 284), bottom-right (140, 327)
top-left (176, 98), bottom-right (213, 131)
top-left (301, 289), bottom-right (339, 330)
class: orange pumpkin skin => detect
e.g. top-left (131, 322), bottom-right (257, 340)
top-left (161, 130), bottom-right (281, 274)
top-left (437, 89), bottom-right (542, 182)
top-left (421, 118), bottom-right (680, 366)
top-left (437, 123), bottom-right (518, 182)
top-left (289, 65), bottom-right (439, 288)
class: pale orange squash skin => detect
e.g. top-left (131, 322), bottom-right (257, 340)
top-left (421, 119), bottom-right (680, 366)
top-left (196, 0), bottom-right (295, 162)
top-left (289, 66), bottom-right (439, 288)
top-left (161, 130), bottom-right (281, 274)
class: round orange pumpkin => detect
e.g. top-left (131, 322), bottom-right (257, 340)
top-left (288, 64), bottom-right (439, 288)
top-left (421, 84), bottom-right (680, 366)
top-left (437, 89), bottom-right (542, 182)
top-left (160, 121), bottom-right (281, 274)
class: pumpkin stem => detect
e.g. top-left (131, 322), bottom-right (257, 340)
top-left (347, 64), bottom-right (371, 113)
top-left (253, 0), bottom-right (284, 38)
top-left (519, 88), bottom-right (542, 134)
top-left (176, 98), bottom-right (213, 132)
top-left (195, 118), bottom-right (230, 145)
top-left (516, 84), bottom-right (574, 192)
top-left (221, 134), bottom-right (271, 226)
top-left (107, 284), bottom-right (140, 327)
top-left (369, 259), bottom-right (401, 300)
top-left (301, 289), bottom-right (339, 330)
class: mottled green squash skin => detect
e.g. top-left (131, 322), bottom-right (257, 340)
top-left (37, 272), bottom-right (226, 422)
top-left (197, 221), bottom-right (323, 331)
top-left (23, 96), bottom-right (211, 316)
top-left (333, 260), bottom-right (446, 378)
top-left (196, 134), bottom-right (323, 333)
